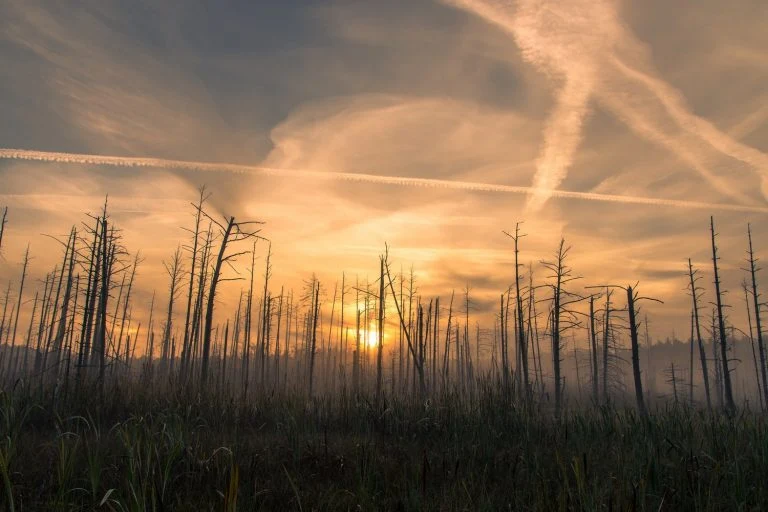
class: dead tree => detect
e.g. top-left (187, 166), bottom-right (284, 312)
top-left (190, 224), bottom-right (214, 378)
top-left (242, 241), bottom-right (257, 397)
top-left (308, 278), bottom-right (320, 398)
top-left (687, 259), bottom-right (712, 411)
top-left (589, 295), bottom-right (599, 403)
top-left (602, 289), bottom-right (613, 402)
top-left (77, 214), bottom-right (102, 375)
top-left (115, 253), bottom-right (141, 376)
top-left (161, 247), bottom-right (185, 369)
top-left (708, 310), bottom-right (723, 407)
top-left (665, 363), bottom-right (680, 406)
top-left (51, 231), bottom-right (77, 375)
top-left (94, 218), bottom-right (116, 388)
top-left (443, 291), bottom-right (454, 390)
top-left (0, 283), bottom-right (11, 355)
top-left (22, 291), bottom-right (39, 373)
top-left (0, 207), bottom-right (7, 254)
top-left (744, 281), bottom-right (764, 409)
top-left (200, 213), bottom-right (263, 385)
top-left (275, 286), bottom-right (284, 391)
top-left (259, 242), bottom-right (273, 387)
top-left (376, 255), bottom-right (386, 399)
top-left (541, 239), bottom-right (582, 417)
top-left (384, 247), bottom-right (426, 398)
top-left (499, 294), bottom-right (510, 396)
top-left (504, 223), bottom-right (530, 400)
top-left (689, 309), bottom-right (695, 405)
top-left (8, 245), bottom-right (31, 376)
top-left (529, 266), bottom-right (544, 394)
top-left (181, 187), bottom-right (209, 377)
top-left (353, 282), bottom-right (361, 393)
top-left (626, 285), bottom-right (661, 419)
top-left (710, 216), bottom-right (736, 412)
top-left (745, 224), bottom-right (768, 405)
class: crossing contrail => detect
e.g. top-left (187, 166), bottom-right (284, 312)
top-left (1, 148), bottom-right (767, 214)
top-left (444, 0), bottom-right (768, 210)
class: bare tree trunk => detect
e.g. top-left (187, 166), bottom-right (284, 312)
top-left (627, 286), bottom-right (648, 418)
top-left (96, 220), bottom-right (112, 392)
top-left (508, 224), bottom-right (530, 400)
top-left (687, 259), bottom-right (712, 411)
top-left (275, 287), bottom-right (284, 392)
top-left (384, 256), bottom-right (426, 398)
top-left (22, 292), bottom-right (39, 374)
top-left (162, 247), bottom-right (184, 370)
top-left (8, 245), bottom-right (31, 377)
top-left (201, 217), bottom-right (235, 384)
top-left (689, 309), bottom-right (695, 406)
top-left (52, 231), bottom-right (77, 376)
top-left (308, 280), bottom-right (320, 398)
top-left (746, 224), bottom-right (768, 407)
top-left (243, 241), bottom-right (256, 397)
top-left (259, 243), bottom-right (272, 388)
top-left (744, 282), bottom-right (764, 409)
top-left (499, 294), bottom-right (509, 397)
top-left (79, 217), bottom-right (101, 374)
top-left (0, 207), bottom-right (7, 255)
top-left (115, 254), bottom-right (139, 376)
top-left (710, 217), bottom-right (735, 412)
top-left (181, 187), bottom-right (206, 377)
top-left (376, 256), bottom-right (385, 399)
top-left (711, 309), bottom-right (723, 408)
top-left (545, 239), bottom-right (567, 417)
top-left (443, 291), bottom-right (454, 390)
top-left (589, 296), bottom-right (599, 404)
top-left (602, 290), bottom-right (612, 403)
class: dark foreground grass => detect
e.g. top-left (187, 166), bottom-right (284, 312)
top-left (1, 383), bottom-right (767, 511)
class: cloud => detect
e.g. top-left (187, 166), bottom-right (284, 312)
top-left (443, 0), bottom-right (768, 209)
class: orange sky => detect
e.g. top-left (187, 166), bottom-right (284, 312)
top-left (0, 0), bottom-right (767, 341)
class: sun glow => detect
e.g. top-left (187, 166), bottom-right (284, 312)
top-left (365, 327), bottom-right (381, 349)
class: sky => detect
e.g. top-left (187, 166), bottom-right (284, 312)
top-left (0, 0), bottom-right (767, 339)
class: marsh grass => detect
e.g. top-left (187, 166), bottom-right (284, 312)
top-left (0, 384), bottom-right (766, 511)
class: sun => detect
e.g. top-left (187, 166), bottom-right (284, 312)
top-left (365, 328), bottom-right (381, 349)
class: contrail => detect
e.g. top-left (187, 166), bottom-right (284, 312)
top-left (1, 148), bottom-right (767, 214)
top-left (445, 0), bottom-right (599, 212)
top-left (444, 0), bottom-right (768, 209)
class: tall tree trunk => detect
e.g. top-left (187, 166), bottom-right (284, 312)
top-left (9, 245), bottom-right (31, 377)
top-left (627, 286), bottom-right (648, 418)
top-left (181, 188), bottom-right (206, 376)
top-left (687, 259), bottom-right (712, 411)
top-left (710, 217), bottom-right (736, 411)
top-left (746, 224), bottom-right (768, 407)
top-left (308, 280), bottom-right (320, 398)
top-left (376, 257), bottom-right (385, 399)
top-left (602, 289), bottom-right (612, 403)
top-left (201, 217), bottom-right (235, 384)
top-left (589, 295), bottom-right (599, 403)
top-left (510, 224), bottom-right (530, 400)
top-left (744, 283), bottom-right (764, 409)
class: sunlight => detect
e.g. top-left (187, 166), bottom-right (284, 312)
top-left (366, 327), bottom-right (381, 349)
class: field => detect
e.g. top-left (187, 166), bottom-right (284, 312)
top-left (2, 383), bottom-right (768, 511)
